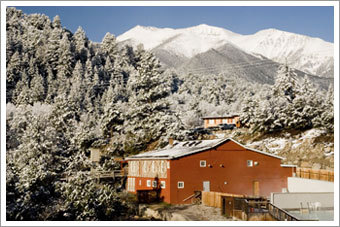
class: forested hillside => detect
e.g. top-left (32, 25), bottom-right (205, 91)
top-left (6, 7), bottom-right (183, 220)
top-left (5, 8), bottom-right (333, 221)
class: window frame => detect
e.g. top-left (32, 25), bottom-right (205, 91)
top-left (177, 181), bottom-right (184, 189)
top-left (200, 160), bottom-right (207, 167)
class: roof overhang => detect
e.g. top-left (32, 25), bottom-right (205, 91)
top-left (125, 157), bottom-right (172, 160)
top-left (280, 164), bottom-right (297, 168)
top-left (202, 115), bottom-right (239, 119)
top-left (125, 138), bottom-right (285, 161)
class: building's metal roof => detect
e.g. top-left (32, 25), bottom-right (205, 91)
top-left (280, 164), bottom-right (297, 168)
top-left (125, 138), bottom-right (284, 160)
top-left (202, 115), bottom-right (239, 119)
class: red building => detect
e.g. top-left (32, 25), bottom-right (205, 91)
top-left (203, 115), bottom-right (241, 128)
top-left (125, 138), bottom-right (295, 204)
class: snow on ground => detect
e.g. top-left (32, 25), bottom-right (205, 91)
top-left (299, 128), bottom-right (326, 140)
top-left (264, 138), bottom-right (287, 153)
top-left (291, 141), bottom-right (302, 149)
top-left (215, 133), bottom-right (226, 139)
top-left (247, 137), bottom-right (287, 154)
top-left (324, 152), bottom-right (334, 157)
top-left (245, 129), bottom-right (333, 155)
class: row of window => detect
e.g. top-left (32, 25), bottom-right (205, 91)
top-left (139, 179), bottom-right (184, 189)
top-left (200, 160), bottom-right (258, 167)
top-left (144, 179), bottom-right (166, 189)
top-left (208, 119), bottom-right (235, 124)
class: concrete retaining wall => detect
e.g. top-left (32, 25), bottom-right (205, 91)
top-left (288, 177), bottom-right (334, 192)
top-left (270, 192), bottom-right (334, 209)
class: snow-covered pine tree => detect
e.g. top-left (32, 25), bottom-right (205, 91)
top-left (57, 33), bottom-right (74, 79)
top-left (273, 63), bottom-right (299, 102)
top-left (7, 114), bottom-right (66, 220)
top-left (13, 71), bottom-right (33, 105)
top-left (319, 84), bottom-right (334, 132)
top-left (73, 26), bottom-right (89, 63)
top-left (123, 46), bottom-right (183, 153)
top-left (240, 94), bottom-right (259, 128)
top-left (69, 60), bottom-right (86, 109)
top-left (52, 15), bottom-right (61, 29)
top-left (44, 27), bottom-right (61, 71)
top-left (290, 75), bottom-right (320, 129)
top-left (30, 74), bottom-right (46, 103)
top-left (101, 32), bottom-right (118, 61)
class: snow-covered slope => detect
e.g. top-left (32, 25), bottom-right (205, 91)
top-left (117, 24), bottom-right (241, 58)
top-left (233, 29), bottom-right (334, 77)
top-left (117, 24), bottom-right (334, 78)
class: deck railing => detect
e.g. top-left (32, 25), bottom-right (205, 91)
top-left (268, 203), bottom-right (299, 221)
top-left (60, 170), bottom-right (127, 181)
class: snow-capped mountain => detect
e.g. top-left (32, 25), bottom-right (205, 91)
top-left (117, 24), bottom-right (334, 78)
top-left (117, 24), bottom-right (241, 58)
top-left (233, 29), bottom-right (334, 78)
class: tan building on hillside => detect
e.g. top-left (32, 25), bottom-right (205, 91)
top-left (203, 115), bottom-right (240, 128)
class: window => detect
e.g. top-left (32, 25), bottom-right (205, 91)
top-left (128, 178), bottom-right (135, 192)
top-left (247, 160), bottom-right (253, 167)
top-left (143, 162), bottom-right (147, 173)
top-left (147, 180), bottom-right (151, 187)
top-left (167, 161), bottom-right (170, 169)
top-left (178, 181), bottom-right (184, 189)
top-left (222, 119), bottom-right (228, 124)
top-left (200, 160), bottom-right (207, 167)
top-left (160, 161), bottom-right (165, 173)
top-left (151, 161), bottom-right (155, 172)
top-left (209, 119), bottom-right (214, 124)
top-left (139, 180), bottom-right (142, 186)
top-left (160, 181), bottom-right (166, 189)
top-left (152, 180), bottom-right (157, 188)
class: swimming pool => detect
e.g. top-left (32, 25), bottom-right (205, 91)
top-left (288, 210), bottom-right (334, 221)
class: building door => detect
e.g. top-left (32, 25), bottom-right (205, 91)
top-left (203, 181), bottom-right (210, 192)
top-left (224, 197), bottom-right (234, 218)
top-left (253, 181), bottom-right (259, 196)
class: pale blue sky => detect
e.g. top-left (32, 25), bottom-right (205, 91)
top-left (15, 6), bottom-right (334, 43)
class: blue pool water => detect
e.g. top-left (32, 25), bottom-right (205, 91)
top-left (288, 210), bottom-right (334, 221)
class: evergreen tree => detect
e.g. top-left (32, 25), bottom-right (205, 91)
top-left (52, 15), bottom-right (61, 29)
top-left (273, 64), bottom-right (299, 102)
top-left (7, 115), bottom-right (66, 220)
top-left (57, 33), bottom-right (74, 79)
top-left (101, 32), bottom-right (118, 61)
top-left (123, 47), bottom-right (183, 153)
top-left (73, 26), bottom-right (88, 63)
top-left (319, 85), bottom-right (334, 132)
top-left (30, 74), bottom-right (46, 103)
top-left (44, 27), bottom-right (61, 70)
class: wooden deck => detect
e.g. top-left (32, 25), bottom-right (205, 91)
top-left (60, 170), bottom-right (127, 181)
top-left (92, 170), bottom-right (126, 179)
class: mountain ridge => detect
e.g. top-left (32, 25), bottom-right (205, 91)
top-left (117, 24), bottom-right (333, 78)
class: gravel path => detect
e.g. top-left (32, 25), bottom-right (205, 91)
top-left (152, 204), bottom-right (233, 221)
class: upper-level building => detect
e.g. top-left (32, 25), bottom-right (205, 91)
top-left (203, 115), bottom-right (240, 128)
